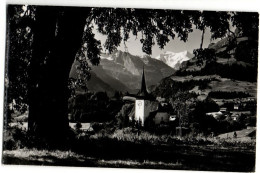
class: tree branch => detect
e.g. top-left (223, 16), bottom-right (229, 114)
top-left (200, 27), bottom-right (205, 49)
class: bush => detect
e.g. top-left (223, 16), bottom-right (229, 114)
top-left (208, 91), bottom-right (251, 99)
top-left (91, 122), bottom-right (105, 132)
top-left (75, 122), bottom-right (82, 132)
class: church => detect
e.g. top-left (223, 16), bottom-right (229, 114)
top-left (123, 67), bottom-right (173, 126)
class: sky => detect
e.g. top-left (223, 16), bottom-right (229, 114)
top-left (94, 26), bottom-right (217, 58)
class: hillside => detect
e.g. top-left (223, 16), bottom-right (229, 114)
top-left (151, 35), bottom-right (257, 103)
top-left (152, 74), bottom-right (256, 100)
top-left (69, 69), bottom-right (116, 96)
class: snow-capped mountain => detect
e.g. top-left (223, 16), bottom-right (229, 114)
top-left (154, 51), bottom-right (193, 70)
top-left (100, 53), bottom-right (114, 61)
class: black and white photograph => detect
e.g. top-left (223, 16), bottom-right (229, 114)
top-left (1, 1), bottom-right (259, 172)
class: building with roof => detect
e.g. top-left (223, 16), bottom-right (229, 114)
top-left (134, 67), bottom-right (157, 126)
top-left (123, 67), bottom-right (176, 126)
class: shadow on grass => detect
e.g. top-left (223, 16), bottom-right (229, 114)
top-left (2, 127), bottom-right (256, 172)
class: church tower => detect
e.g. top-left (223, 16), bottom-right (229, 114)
top-left (135, 66), bottom-right (151, 126)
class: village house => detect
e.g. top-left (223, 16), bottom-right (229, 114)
top-left (154, 112), bottom-right (169, 124)
top-left (234, 104), bottom-right (239, 110)
top-left (206, 111), bottom-right (224, 119)
top-left (220, 107), bottom-right (227, 113)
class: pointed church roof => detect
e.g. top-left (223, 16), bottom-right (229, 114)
top-left (136, 66), bottom-right (154, 100)
top-left (139, 66), bottom-right (148, 97)
top-left (123, 66), bottom-right (155, 101)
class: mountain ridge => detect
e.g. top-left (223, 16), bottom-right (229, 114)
top-left (70, 50), bottom-right (185, 94)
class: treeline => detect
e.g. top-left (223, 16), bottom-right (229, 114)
top-left (68, 91), bottom-right (123, 122)
top-left (208, 91), bottom-right (251, 99)
top-left (176, 62), bottom-right (257, 82)
top-left (222, 101), bottom-right (257, 112)
top-left (152, 78), bottom-right (212, 99)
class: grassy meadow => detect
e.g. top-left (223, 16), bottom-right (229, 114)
top-left (2, 125), bottom-right (256, 172)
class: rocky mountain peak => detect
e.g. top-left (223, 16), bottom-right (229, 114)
top-left (154, 50), bottom-right (194, 70)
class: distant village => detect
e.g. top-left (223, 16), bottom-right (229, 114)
top-left (65, 67), bottom-right (257, 141)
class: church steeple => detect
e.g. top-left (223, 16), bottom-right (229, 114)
top-left (139, 66), bottom-right (148, 97)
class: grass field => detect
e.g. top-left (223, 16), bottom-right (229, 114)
top-left (2, 128), bottom-right (256, 172)
top-left (170, 74), bottom-right (257, 101)
top-left (3, 143), bottom-right (255, 171)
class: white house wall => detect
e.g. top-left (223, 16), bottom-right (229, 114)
top-left (135, 99), bottom-right (153, 126)
top-left (135, 100), bottom-right (144, 125)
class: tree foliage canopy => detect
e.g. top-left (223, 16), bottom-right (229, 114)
top-left (6, 6), bottom-right (259, 107)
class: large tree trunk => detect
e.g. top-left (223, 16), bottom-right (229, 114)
top-left (28, 6), bottom-right (89, 143)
